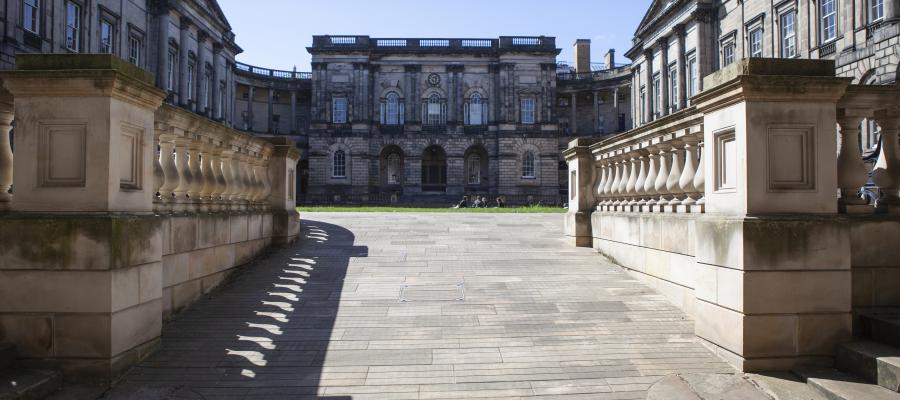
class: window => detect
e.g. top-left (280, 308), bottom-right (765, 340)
top-left (128, 35), bottom-right (142, 65)
top-left (652, 73), bottom-right (661, 117)
top-left (749, 28), bottom-right (763, 58)
top-left (871, 0), bottom-right (884, 22)
top-left (722, 42), bottom-right (735, 66)
top-left (387, 153), bottom-right (401, 184)
top-left (522, 152), bottom-right (536, 178)
top-left (468, 155), bottom-right (481, 184)
top-left (186, 57), bottom-right (196, 101)
top-left (166, 50), bottom-right (177, 92)
top-left (639, 85), bottom-right (646, 123)
top-left (99, 19), bottom-right (113, 53)
top-left (203, 65), bottom-right (212, 110)
top-left (332, 150), bottom-right (346, 178)
top-left (332, 97), bottom-right (347, 123)
top-left (466, 93), bottom-right (485, 125)
top-left (668, 64), bottom-right (678, 111)
top-left (382, 92), bottom-right (402, 125)
top-left (219, 82), bottom-right (227, 119)
top-left (686, 55), bottom-right (698, 105)
top-left (425, 93), bottom-right (444, 125)
top-left (520, 97), bottom-right (535, 124)
top-left (23, 0), bottom-right (39, 34)
top-left (65, 1), bottom-right (80, 52)
top-left (821, 0), bottom-right (837, 43)
top-left (780, 11), bottom-right (797, 57)
top-left (521, 97), bottom-right (534, 124)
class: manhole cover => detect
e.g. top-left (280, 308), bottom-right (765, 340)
top-left (399, 283), bottom-right (465, 302)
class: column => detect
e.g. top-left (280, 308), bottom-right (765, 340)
top-left (693, 141), bottom-right (706, 211)
top-left (290, 91), bottom-right (297, 133)
top-left (659, 39), bottom-right (670, 116)
top-left (267, 87), bottom-right (275, 133)
top-left (570, 93), bottom-right (577, 134)
top-left (196, 31), bottom-right (208, 114)
top-left (643, 50), bottom-right (654, 122)
top-left (178, 17), bottom-right (191, 106)
top-left (247, 86), bottom-right (255, 131)
top-left (592, 91), bottom-right (599, 133)
top-left (213, 44), bottom-right (224, 119)
top-left (156, 9), bottom-right (171, 92)
top-left (676, 25), bottom-right (688, 111)
top-left (836, 110), bottom-right (870, 212)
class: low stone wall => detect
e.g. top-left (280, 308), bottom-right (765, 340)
top-left (161, 212), bottom-right (276, 319)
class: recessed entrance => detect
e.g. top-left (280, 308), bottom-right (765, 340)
top-left (421, 145), bottom-right (447, 192)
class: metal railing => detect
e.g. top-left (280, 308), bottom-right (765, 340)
top-left (310, 36), bottom-right (556, 52)
top-left (234, 62), bottom-right (311, 80)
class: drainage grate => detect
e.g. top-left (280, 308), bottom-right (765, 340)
top-left (399, 282), bottom-right (465, 302)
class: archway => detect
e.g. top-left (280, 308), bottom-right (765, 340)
top-left (379, 145), bottom-right (404, 186)
top-left (421, 145), bottom-right (447, 192)
top-left (463, 144), bottom-right (489, 187)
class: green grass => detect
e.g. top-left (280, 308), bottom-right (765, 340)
top-left (297, 205), bottom-right (567, 213)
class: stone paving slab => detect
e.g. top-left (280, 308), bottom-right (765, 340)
top-left (103, 212), bottom-right (733, 399)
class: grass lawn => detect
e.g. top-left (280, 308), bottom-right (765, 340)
top-left (297, 205), bottom-right (567, 213)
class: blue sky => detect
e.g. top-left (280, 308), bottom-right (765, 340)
top-left (217, 0), bottom-right (652, 72)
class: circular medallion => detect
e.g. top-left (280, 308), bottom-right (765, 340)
top-left (426, 73), bottom-right (441, 87)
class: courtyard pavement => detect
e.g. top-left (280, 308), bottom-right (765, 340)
top-left (106, 212), bottom-right (733, 399)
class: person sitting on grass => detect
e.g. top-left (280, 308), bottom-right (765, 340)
top-left (472, 196), bottom-right (484, 208)
top-left (480, 196), bottom-right (488, 208)
top-left (454, 196), bottom-right (469, 209)
top-left (495, 197), bottom-right (505, 208)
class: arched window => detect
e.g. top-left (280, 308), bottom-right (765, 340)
top-left (468, 155), bottom-right (481, 184)
top-left (381, 92), bottom-right (403, 125)
top-left (332, 150), bottom-right (346, 178)
top-left (466, 93), bottom-right (485, 125)
top-left (522, 151), bottom-right (536, 178)
top-left (387, 153), bottom-right (401, 184)
top-left (424, 93), bottom-right (445, 125)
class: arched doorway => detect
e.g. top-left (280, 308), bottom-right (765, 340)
top-left (421, 145), bottom-right (447, 192)
top-left (463, 145), bottom-right (488, 187)
top-left (380, 145), bottom-right (404, 186)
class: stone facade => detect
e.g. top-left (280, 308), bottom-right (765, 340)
top-left (304, 36), bottom-right (631, 205)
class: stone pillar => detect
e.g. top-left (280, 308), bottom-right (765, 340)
top-left (267, 87), bottom-right (274, 133)
top-left (246, 86), bottom-right (254, 131)
top-left (592, 91), bottom-right (599, 133)
top-left (156, 8), bottom-right (171, 92)
top-left (691, 58), bottom-right (853, 371)
top-left (290, 90), bottom-right (297, 133)
top-left (0, 54), bottom-right (167, 380)
top-left (196, 31), bottom-right (208, 114)
top-left (564, 138), bottom-right (597, 247)
top-left (643, 50), bottom-right (654, 122)
top-left (570, 93), bottom-right (577, 134)
top-left (178, 17), bottom-right (191, 107)
top-left (676, 25), bottom-right (688, 111)
top-left (212, 44), bottom-right (224, 119)
top-left (265, 137), bottom-right (301, 244)
top-left (659, 39), bottom-right (670, 116)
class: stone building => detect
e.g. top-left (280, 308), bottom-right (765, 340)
top-left (305, 35), bottom-right (631, 205)
top-left (627, 0), bottom-right (898, 136)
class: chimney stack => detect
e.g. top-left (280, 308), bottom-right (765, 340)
top-left (605, 49), bottom-right (616, 70)
top-left (574, 39), bottom-right (591, 73)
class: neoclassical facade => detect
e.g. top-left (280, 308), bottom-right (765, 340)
top-left (305, 36), bottom-right (632, 205)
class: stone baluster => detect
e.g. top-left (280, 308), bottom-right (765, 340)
top-left (152, 140), bottom-right (164, 206)
top-left (609, 155), bottom-right (623, 209)
top-left (666, 140), bottom-right (686, 210)
top-left (836, 110), bottom-right (871, 212)
top-left (257, 159), bottom-right (271, 208)
top-left (617, 154), bottom-right (630, 210)
top-left (0, 109), bottom-right (13, 204)
top-left (679, 135), bottom-right (700, 209)
top-left (634, 149), bottom-right (649, 208)
top-left (241, 153), bottom-right (254, 207)
top-left (209, 148), bottom-right (225, 210)
top-left (693, 141), bottom-right (706, 211)
top-left (625, 151), bottom-right (640, 208)
top-left (198, 141), bottom-right (215, 210)
top-left (643, 145), bottom-right (659, 211)
top-left (234, 152), bottom-right (248, 208)
top-left (654, 143), bottom-right (671, 212)
top-left (158, 134), bottom-right (179, 210)
top-left (603, 156), bottom-right (616, 209)
top-left (186, 140), bottom-right (203, 209)
top-left (173, 137), bottom-right (193, 208)
top-left (873, 110), bottom-right (900, 211)
top-left (249, 156), bottom-right (262, 206)
top-left (220, 150), bottom-right (236, 208)
top-left (594, 160), bottom-right (608, 208)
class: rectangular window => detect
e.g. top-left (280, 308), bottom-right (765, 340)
top-left (871, 0), bottom-right (884, 22)
top-left (639, 86), bottom-right (646, 123)
top-left (219, 82), bottom-right (227, 119)
top-left (668, 64), bottom-right (678, 111)
top-left (128, 35), bottom-right (142, 65)
top-left (749, 28), bottom-right (763, 58)
top-left (333, 97), bottom-right (347, 123)
top-left (821, 0), bottom-right (837, 43)
top-left (99, 19), bottom-right (114, 53)
top-left (652, 73), bottom-right (661, 117)
top-left (186, 58), bottom-right (196, 101)
top-left (686, 55), bottom-right (698, 105)
top-left (722, 42), bottom-right (735, 66)
top-left (23, 0), bottom-right (39, 34)
top-left (780, 11), bottom-right (797, 57)
top-left (203, 65), bottom-right (212, 110)
top-left (521, 98), bottom-right (535, 124)
top-left (166, 50), bottom-right (176, 91)
top-left (65, 1), bottom-right (80, 52)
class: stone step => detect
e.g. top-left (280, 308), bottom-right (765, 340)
top-left (0, 344), bottom-right (13, 372)
top-left (0, 369), bottom-right (61, 400)
top-left (794, 368), bottom-right (900, 400)
top-left (836, 341), bottom-right (900, 392)
top-left (862, 315), bottom-right (900, 349)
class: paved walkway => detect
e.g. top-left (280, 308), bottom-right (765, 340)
top-left (107, 213), bottom-right (732, 399)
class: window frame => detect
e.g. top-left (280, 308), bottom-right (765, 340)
top-left (520, 97), bottom-right (536, 124)
top-left (466, 92), bottom-right (486, 125)
top-left (652, 73), bottom-right (661, 118)
top-left (64, 1), bottom-right (82, 52)
top-left (166, 47), bottom-right (177, 92)
top-left (424, 93), bottom-right (445, 125)
top-left (668, 63), bottom-right (678, 111)
top-left (186, 55), bottom-right (196, 102)
top-left (779, 10), bottom-right (798, 58)
top-left (522, 151), bottom-right (536, 179)
top-left (870, 0), bottom-right (884, 23)
top-left (820, 0), bottom-right (837, 44)
top-left (332, 150), bottom-right (347, 178)
top-left (749, 27), bottom-right (763, 58)
top-left (686, 52), bottom-right (698, 106)
top-left (23, 0), bottom-right (40, 34)
top-left (382, 92), bottom-right (402, 125)
top-left (332, 97), bottom-right (348, 124)
top-left (99, 18), bottom-right (114, 53)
